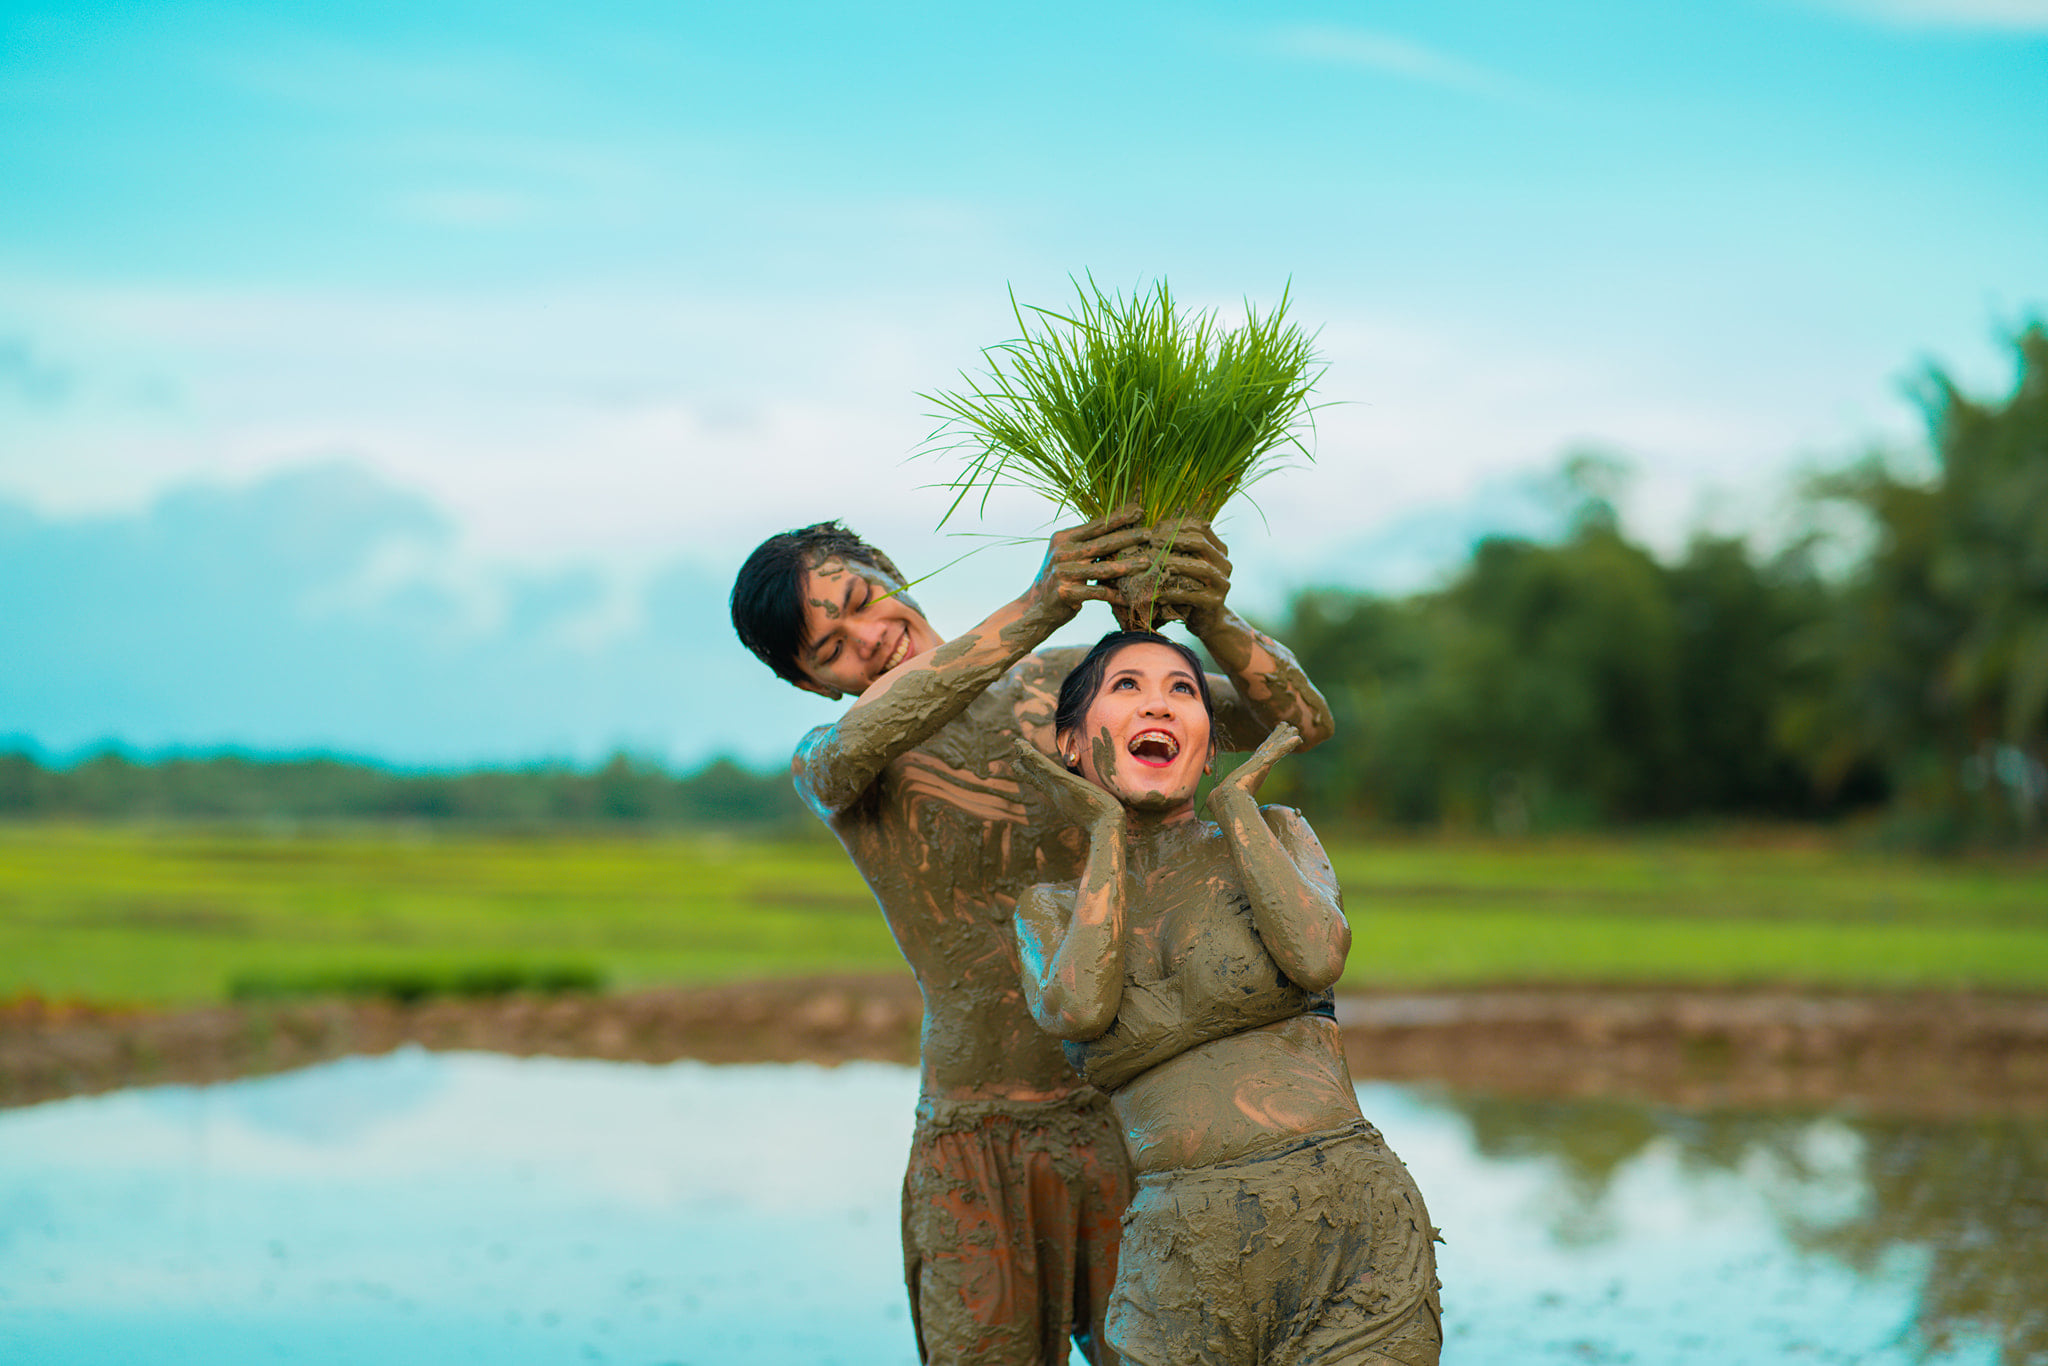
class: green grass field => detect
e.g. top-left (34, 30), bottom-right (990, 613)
top-left (2, 823), bottom-right (2043, 1007)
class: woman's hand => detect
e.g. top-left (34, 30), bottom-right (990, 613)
top-left (1141, 516), bottom-right (1234, 636)
top-left (1013, 737), bottom-right (1131, 1039)
top-left (1203, 720), bottom-right (1348, 991)
top-left (1205, 721), bottom-right (1299, 814)
top-left (1012, 737), bottom-right (1125, 834)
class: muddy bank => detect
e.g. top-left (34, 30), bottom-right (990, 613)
top-left (1335, 987), bottom-right (2048, 1119)
top-left (6, 976), bottom-right (2047, 1117)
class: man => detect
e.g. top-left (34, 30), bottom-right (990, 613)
top-left (729, 510), bottom-right (1334, 1365)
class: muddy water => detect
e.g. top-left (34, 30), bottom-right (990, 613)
top-left (2, 1052), bottom-right (2038, 1365)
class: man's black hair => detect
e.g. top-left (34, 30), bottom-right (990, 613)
top-left (730, 521), bottom-right (910, 688)
top-left (1053, 629), bottom-right (1215, 765)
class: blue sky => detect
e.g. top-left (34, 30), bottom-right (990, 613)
top-left (3, 0), bottom-right (2044, 767)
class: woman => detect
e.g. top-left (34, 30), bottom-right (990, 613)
top-left (1012, 629), bottom-right (1442, 1366)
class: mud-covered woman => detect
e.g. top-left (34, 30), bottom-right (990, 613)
top-left (1011, 629), bottom-right (1443, 1366)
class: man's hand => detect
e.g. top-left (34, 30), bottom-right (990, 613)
top-left (1012, 737), bottom-right (1126, 835)
top-left (1205, 721), bottom-right (1300, 813)
top-left (1023, 507), bottom-right (1153, 629)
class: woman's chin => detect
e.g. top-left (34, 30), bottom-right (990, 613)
top-left (1120, 782), bottom-right (1198, 816)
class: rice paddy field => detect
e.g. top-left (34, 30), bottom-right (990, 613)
top-left (3, 823), bottom-right (2044, 1008)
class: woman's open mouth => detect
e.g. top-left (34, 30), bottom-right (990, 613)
top-left (881, 631), bottom-right (910, 675)
top-left (1127, 729), bottom-right (1181, 767)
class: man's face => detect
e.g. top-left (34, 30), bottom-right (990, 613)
top-left (793, 555), bottom-right (943, 699)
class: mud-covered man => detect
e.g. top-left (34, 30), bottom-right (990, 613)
top-left (728, 510), bottom-right (1334, 1365)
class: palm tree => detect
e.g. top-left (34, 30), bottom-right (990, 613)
top-left (1803, 322), bottom-right (2048, 842)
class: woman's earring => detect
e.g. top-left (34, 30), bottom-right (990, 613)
top-left (1063, 750), bottom-right (1080, 773)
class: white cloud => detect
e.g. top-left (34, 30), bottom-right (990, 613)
top-left (392, 186), bottom-right (538, 227)
top-left (0, 274), bottom-right (949, 557)
top-left (1268, 24), bottom-right (1531, 101)
top-left (0, 267), bottom-right (1937, 644)
top-left (1809, 0), bottom-right (2048, 29)
top-left (207, 29), bottom-right (533, 111)
top-left (0, 460), bottom-right (843, 766)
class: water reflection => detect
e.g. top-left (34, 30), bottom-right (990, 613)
top-left (1443, 1094), bottom-right (2044, 1364)
top-left (0, 1052), bottom-right (2032, 1365)
top-left (2, 1052), bottom-right (926, 1366)
top-left (1792, 1116), bottom-right (2046, 1364)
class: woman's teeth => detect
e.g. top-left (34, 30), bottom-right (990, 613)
top-left (882, 634), bottom-right (909, 673)
top-left (1128, 730), bottom-right (1180, 763)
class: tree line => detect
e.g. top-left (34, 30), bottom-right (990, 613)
top-left (4, 326), bottom-right (2040, 846)
top-left (1260, 324), bottom-right (2047, 847)
top-left (0, 749), bottom-right (811, 831)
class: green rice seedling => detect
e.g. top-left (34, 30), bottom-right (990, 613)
top-left (924, 276), bottom-right (1323, 628)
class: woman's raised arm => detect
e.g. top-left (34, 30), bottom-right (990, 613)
top-left (1010, 740), bottom-right (1130, 1039)
top-left (1204, 722), bottom-right (1351, 992)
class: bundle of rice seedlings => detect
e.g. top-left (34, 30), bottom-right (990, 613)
top-left (923, 276), bottom-right (1323, 629)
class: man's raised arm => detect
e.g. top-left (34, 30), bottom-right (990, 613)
top-left (793, 513), bottom-right (1150, 817)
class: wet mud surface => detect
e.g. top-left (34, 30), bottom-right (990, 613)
top-left (6, 975), bottom-right (2046, 1117)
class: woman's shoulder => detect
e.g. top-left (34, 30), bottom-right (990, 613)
top-left (1254, 802), bottom-right (1324, 844)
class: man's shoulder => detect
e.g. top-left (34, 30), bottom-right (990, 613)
top-left (1005, 643), bottom-right (1086, 686)
top-left (1033, 643), bottom-right (1089, 668)
top-left (790, 720), bottom-right (836, 775)
top-left (845, 654), bottom-right (1071, 816)
top-left (980, 644), bottom-right (1085, 728)
top-left (794, 645), bottom-right (1082, 823)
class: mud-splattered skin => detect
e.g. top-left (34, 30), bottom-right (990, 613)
top-left (791, 513), bottom-right (1337, 1104)
top-left (776, 520), bottom-right (1339, 1364)
top-left (1015, 700), bottom-right (1443, 1364)
top-left (1014, 718), bottom-right (1361, 1167)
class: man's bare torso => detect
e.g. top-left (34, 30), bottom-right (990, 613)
top-left (812, 648), bottom-right (1089, 1101)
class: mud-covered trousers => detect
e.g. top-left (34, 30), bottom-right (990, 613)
top-left (1107, 1120), bottom-right (1443, 1366)
top-left (901, 1087), bottom-right (1132, 1365)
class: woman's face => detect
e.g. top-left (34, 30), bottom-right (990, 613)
top-left (1067, 642), bottom-right (1213, 815)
